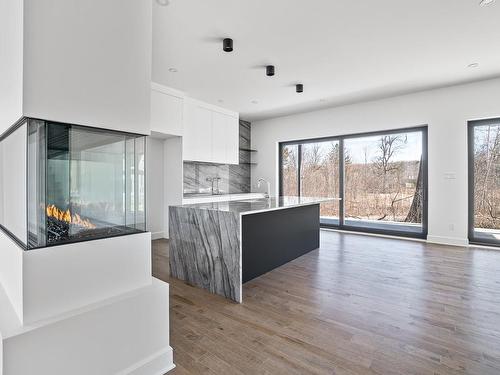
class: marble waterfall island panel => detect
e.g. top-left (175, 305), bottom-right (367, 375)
top-left (169, 206), bottom-right (241, 302)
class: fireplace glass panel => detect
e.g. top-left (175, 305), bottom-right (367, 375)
top-left (0, 121), bottom-right (28, 246)
top-left (27, 120), bottom-right (146, 249)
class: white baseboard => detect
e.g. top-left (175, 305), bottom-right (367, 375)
top-left (151, 231), bottom-right (165, 240)
top-left (321, 228), bottom-right (426, 243)
top-left (426, 235), bottom-right (469, 247)
top-left (119, 346), bottom-right (175, 375)
top-left (322, 228), bottom-right (470, 248)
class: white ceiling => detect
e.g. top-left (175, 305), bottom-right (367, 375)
top-left (152, 0), bottom-right (500, 121)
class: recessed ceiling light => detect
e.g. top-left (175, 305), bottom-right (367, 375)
top-left (156, 0), bottom-right (171, 6)
top-left (296, 84), bottom-right (304, 93)
top-left (251, 100), bottom-right (259, 104)
top-left (468, 62), bottom-right (479, 68)
top-left (479, 0), bottom-right (495, 6)
top-left (266, 65), bottom-right (275, 77)
top-left (168, 67), bottom-right (178, 73)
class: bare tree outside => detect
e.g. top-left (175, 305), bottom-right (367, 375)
top-left (281, 145), bottom-right (298, 196)
top-left (344, 132), bottom-right (422, 227)
top-left (281, 130), bottom-right (424, 231)
top-left (300, 141), bottom-right (341, 220)
top-left (473, 124), bottom-right (500, 236)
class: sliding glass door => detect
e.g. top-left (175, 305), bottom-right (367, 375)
top-left (279, 126), bottom-right (427, 238)
top-left (281, 144), bottom-right (299, 196)
top-left (300, 140), bottom-right (340, 225)
top-left (280, 140), bottom-right (340, 225)
top-left (469, 119), bottom-right (500, 246)
top-left (344, 130), bottom-right (425, 234)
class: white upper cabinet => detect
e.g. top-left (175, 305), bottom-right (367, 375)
top-left (212, 111), bottom-right (239, 165)
top-left (184, 102), bottom-right (213, 162)
top-left (183, 98), bottom-right (239, 165)
top-left (211, 111), bottom-right (227, 163)
top-left (149, 83), bottom-right (239, 164)
top-left (150, 83), bottom-right (184, 136)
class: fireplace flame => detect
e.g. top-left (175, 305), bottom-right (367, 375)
top-left (46, 204), bottom-right (97, 229)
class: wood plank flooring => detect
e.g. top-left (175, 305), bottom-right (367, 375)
top-left (152, 230), bottom-right (500, 375)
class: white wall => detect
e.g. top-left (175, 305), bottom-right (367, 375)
top-left (22, 232), bottom-right (152, 324)
top-left (0, 232), bottom-right (23, 322)
top-left (147, 137), bottom-right (165, 239)
top-left (22, 0), bottom-right (152, 135)
top-left (145, 136), bottom-right (183, 240)
top-left (252, 78), bottom-right (500, 246)
top-left (164, 137), bottom-right (183, 238)
top-left (0, 0), bottom-right (23, 134)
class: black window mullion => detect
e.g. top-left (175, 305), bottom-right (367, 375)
top-left (339, 138), bottom-right (345, 228)
top-left (297, 144), bottom-right (302, 197)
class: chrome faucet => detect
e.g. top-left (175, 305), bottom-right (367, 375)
top-left (206, 177), bottom-right (215, 195)
top-left (207, 176), bottom-right (222, 195)
top-left (257, 178), bottom-right (271, 198)
top-left (214, 177), bottom-right (222, 195)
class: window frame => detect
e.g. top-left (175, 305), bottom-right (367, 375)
top-left (468, 118), bottom-right (500, 247)
top-left (279, 125), bottom-right (428, 239)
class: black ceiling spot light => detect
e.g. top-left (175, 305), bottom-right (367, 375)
top-left (296, 84), bottom-right (304, 93)
top-left (266, 65), bottom-right (275, 76)
top-left (223, 38), bottom-right (233, 52)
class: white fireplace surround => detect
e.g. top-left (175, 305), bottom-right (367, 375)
top-left (0, 232), bottom-right (152, 325)
top-left (0, 231), bottom-right (175, 375)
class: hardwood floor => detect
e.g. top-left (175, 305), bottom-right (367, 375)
top-left (153, 230), bottom-right (500, 375)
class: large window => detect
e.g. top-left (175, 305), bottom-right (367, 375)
top-left (280, 126), bottom-right (427, 238)
top-left (469, 119), bottom-right (500, 246)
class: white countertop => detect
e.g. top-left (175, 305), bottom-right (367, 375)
top-left (174, 196), bottom-right (341, 215)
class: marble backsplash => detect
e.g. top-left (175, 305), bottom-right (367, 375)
top-left (183, 120), bottom-right (252, 195)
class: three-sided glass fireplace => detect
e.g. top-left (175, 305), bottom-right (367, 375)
top-left (0, 118), bottom-right (146, 250)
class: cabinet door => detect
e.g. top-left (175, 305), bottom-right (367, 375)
top-left (150, 89), bottom-right (183, 136)
top-left (212, 111), bottom-right (239, 165)
top-left (212, 111), bottom-right (229, 164)
top-left (224, 115), bottom-right (239, 165)
top-left (182, 101), bottom-right (198, 161)
top-left (183, 102), bottom-right (212, 162)
top-left (193, 105), bottom-right (213, 162)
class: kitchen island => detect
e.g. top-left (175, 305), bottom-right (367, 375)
top-left (169, 196), bottom-right (338, 302)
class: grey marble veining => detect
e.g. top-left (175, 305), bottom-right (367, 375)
top-left (168, 196), bottom-right (335, 302)
top-left (183, 120), bottom-right (252, 195)
top-left (174, 196), bottom-right (339, 216)
top-left (169, 206), bottom-right (241, 302)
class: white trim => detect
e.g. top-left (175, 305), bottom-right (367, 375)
top-left (184, 97), bottom-right (239, 119)
top-left (323, 228), bottom-right (473, 248)
top-left (115, 346), bottom-right (175, 375)
top-left (426, 235), bottom-right (469, 247)
top-left (323, 227), bottom-right (500, 251)
top-left (151, 365), bottom-right (176, 375)
top-left (466, 242), bottom-right (500, 251)
top-left (150, 82), bottom-right (185, 99)
top-left (150, 231), bottom-right (165, 240)
top-left (322, 227), bottom-right (427, 244)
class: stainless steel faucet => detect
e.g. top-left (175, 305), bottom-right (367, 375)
top-left (257, 178), bottom-right (271, 198)
top-left (214, 177), bottom-right (222, 195)
top-left (207, 176), bottom-right (222, 195)
top-left (206, 177), bottom-right (215, 195)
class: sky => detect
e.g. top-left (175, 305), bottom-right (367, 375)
top-left (297, 130), bottom-right (423, 164)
